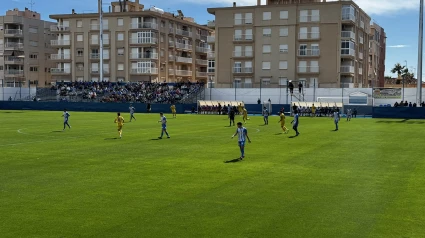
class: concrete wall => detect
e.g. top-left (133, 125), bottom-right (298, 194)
top-left (373, 107), bottom-right (425, 119)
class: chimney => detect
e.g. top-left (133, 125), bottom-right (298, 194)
top-left (25, 7), bottom-right (28, 10)
top-left (72, 9), bottom-right (75, 14)
top-left (257, 0), bottom-right (260, 5)
top-left (233, 2), bottom-right (236, 7)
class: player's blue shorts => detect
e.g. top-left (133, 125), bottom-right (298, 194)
top-left (162, 124), bottom-right (167, 130)
top-left (238, 141), bottom-right (245, 147)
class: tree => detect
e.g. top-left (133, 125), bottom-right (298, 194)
top-left (391, 63), bottom-right (405, 84)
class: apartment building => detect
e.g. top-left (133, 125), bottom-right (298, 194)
top-left (207, 0), bottom-right (376, 88)
top-left (49, 0), bottom-right (212, 83)
top-left (369, 22), bottom-right (386, 88)
top-left (0, 8), bottom-right (56, 87)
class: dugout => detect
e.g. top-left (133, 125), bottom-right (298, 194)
top-left (197, 100), bottom-right (244, 114)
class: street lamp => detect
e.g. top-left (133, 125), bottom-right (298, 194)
top-left (403, 60), bottom-right (407, 102)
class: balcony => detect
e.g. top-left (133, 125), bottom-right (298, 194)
top-left (208, 68), bottom-right (215, 73)
top-left (90, 53), bottom-right (100, 59)
top-left (359, 68), bottom-right (363, 75)
top-left (129, 37), bottom-right (158, 45)
top-left (176, 43), bottom-right (192, 51)
top-left (196, 72), bottom-right (207, 77)
top-left (297, 66), bottom-right (320, 73)
top-left (175, 70), bottom-right (192, 76)
top-left (130, 22), bottom-right (158, 30)
top-left (5, 69), bottom-right (24, 76)
top-left (341, 49), bottom-right (356, 57)
top-left (232, 51), bottom-right (253, 57)
top-left (175, 29), bottom-right (193, 37)
top-left (4, 56), bottom-right (24, 65)
top-left (298, 32), bottom-right (320, 40)
top-left (91, 39), bottom-right (110, 45)
top-left (207, 21), bottom-right (215, 28)
top-left (168, 69), bottom-right (175, 75)
top-left (341, 31), bottom-right (355, 40)
top-left (340, 66), bottom-right (355, 74)
top-left (169, 41), bottom-right (174, 47)
top-left (342, 13), bottom-right (356, 23)
top-left (299, 15), bottom-right (320, 22)
top-left (4, 42), bottom-right (24, 50)
top-left (234, 18), bottom-right (253, 25)
top-left (359, 36), bottom-right (364, 44)
top-left (233, 34), bottom-right (253, 41)
top-left (360, 21), bottom-right (365, 29)
top-left (90, 24), bottom-right (109, 31)
top-left (51, 54), bottom-right (71, 60)
top-left (130, 52), bottom-right (159, 59)
top-left (297, 49), bottom-right (320, 57)
top-left (359, 52), bottom-right (363, 60)
top-left (168, 55), bottom-right (175, 61)
top-left (196, 59), bottom-right (208, 65)
top-left (51, 68), bottom-right (71, 74)
top-left (176, 56), bottom-right (193, 64)
top-left (207, 36), bottom-right (215, 43)
top-left (90, 69), bottom-right (110, 74)
top-left (130, 68), bottom-right (159, 74)
top-left (50, 25), bottom-right (70, 32)
top-left (50, 40), bottom-right (70, 46)
top-left (196, 46), bottom-right (209, 53)
top-left (233, 67), bottom-right (253, 74)
top-left (4, 29), bottom-right (23, 36)
top-left (207, 52), bottom-right (215, 58)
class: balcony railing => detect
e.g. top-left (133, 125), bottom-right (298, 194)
top-left (4, 29), bottom-right (23, 35)
top-left (207, 36), bottom-right (215, 43)
top-left (5, 69), bottom-right (24, 75)
top-left (4, 56), bottom-right (24, 64)
top-left (207, 21), bottom-right (215, 28)
top-left (299, 15), bottom-right (320, 22)
top-left (176, 43), bottom-right (192, 50)
top-left (175, 29), bottom-right (193, 37)
top-left (297, 66), bottom-right (320, 73)
top-left (234, 18), bottom-right (253, 25)
top-left (233, 34), bottom-right (253, 41)
top-left (360, 21), bottom-right (365, 29)
top-left (168, 55), bottom-right (175, 61)
top-left (196, 59), bottom-right (208, 65)
top-left (196, 72), bottom-right (207, 77)
top-left (51, 54), bottom-right (71, 60)
top-left (341, 49), bottom-right (356, 57)
top-left (196, 46), bottom-right (209, 53)
top-left (51, 68), bottom-right (71, 74)
top-left (130, 52), bottom-right (159, 59)
top-left (233, 51), bottom-right (253, 57)
top-left (169, 41), bottom-right (174, 47)
top-left (50, 40), bottom-right (70, 46)
top-left (359, 68), bottom-right (363, 75)
top-left (359, 52), bottom-right (363, 60)
top-left (90, 69), bottom-right (110, 74)
top-left (208, 68), bottom-right (215, 73)
top-left (342, 13), bottom-right (356, 22)
top-left (90, 24), bottom-right (108, 30)
top-left (340, 66), bottom-right (355, 73)
top-left (168, 69), bottom-right (175, 75)
top-left (233, 67), bottom-right (253, 73)
top-left (207, 52), bottom-right (215, 58)
top-left (130, 22), bottom-right (158, 30)
top-left (91, 39), bottom-right (110, 45)
top-left (176, 56), bottom-right (193, 63)
top-left (297, 49), bottom-right (320, 57)
top-left (175, 70), bottom-right (192, 76)
top-left (298, 32), bottom-right (320, 40)
top-left (4, 42), bottom-right (24, 49)
top-left (50, 25), bottom-right (70, 32)
top-left (341, 31), bottom-right (355, 40)
top-left (90, 53), bottom-right (100, 59)
top-left (130, 68), bottom-right (159, 74)
top-left (129, 37), bottom-right (158, 44)
top-left (359, 36), bottom-right (364, 44)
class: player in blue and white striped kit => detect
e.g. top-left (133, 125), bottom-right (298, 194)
top-left (231, 122), bottom-right (251, 160)
top-left (263, 107), bottom-right (269, 125)
top-left (62, 109), bottom-right (71, 131)
top-left (333, 109), bottom-right (341, 131)
top-left (158, 112), bottom-right (170, 139)
top-left (291, 110), bottom-right (300, 136)
top-left (129, 104), bottom-right (136, 122)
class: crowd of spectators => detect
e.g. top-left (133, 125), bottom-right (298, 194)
top-left (50, 81), bottom-right (204, 103)
top-left (393, 101), bottom-right (425, 107)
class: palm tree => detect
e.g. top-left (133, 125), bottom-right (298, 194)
top-left (391, 63), bottom-right (405, 84)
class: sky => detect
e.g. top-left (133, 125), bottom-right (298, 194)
top-left (1, 0), bottom-right (423, 80)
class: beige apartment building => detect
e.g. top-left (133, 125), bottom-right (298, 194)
top-left (49, 0), bottom-right (212, 83)
top-left (207, 0), bottom-right (381, 88)
top-left (0, 8), bottom-right (56, 87)
top-left (369, 22), bottom-right (386, 88)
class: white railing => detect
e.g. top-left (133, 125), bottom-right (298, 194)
top-left (342, 13), bottom-right (356, 22)
top-left (298, 66), bottom-right (320, 73)
top-left (176, 56), bottom-right (193, 63)
top-left (129, 37), bottom-right (158, 44)
top-left (196, 59), bottom-right (208, 65)
top-left (207, 36), bottom-right (215, 42)
top-left (175, 29), bottom-right (193, 37)
top-left (175, 42), bottom-right (192, 50)
top-left (233, 67), bottom-right (253, 73)
top-left (299, 15), bottom-right (320, 22)
top-left (175, 70), bottom-right (192, 76)
top-left (297, 49), bottom-right (320, 56)
top-left (196, 72), bottom-right (207, 77)
top-left (50, 40), bottom-right (70, 46)
top-left (4, 56), bottom-right (24, 63)
top-left (207, 52), bottom-right (215, 58)
top-left (168, 55), bottom-right (175, 61)
top-left (196, 46), bottom-right (209, 53)
top-left (207, 21), bottom-right (215, 28)
top-left (130, 53), bottom-right (159, 59)
top-left (50, 25), bottom-right (69, 31)
top-left (341, 31), bottom-right (355, 39)
top-left (359, 68), bottom-right (363, 75)
top-left (130, 68), bottom-right (159, 74)
top-left (359, 36), bottom-right (364, 44)
top-left (5, 42), bottom-right (24, 49)
top-left (233, 34), bottom-right (253, 41)
top-left (169, 41), bottom-right (174, 47)
top-left (90, 39), bottom-right (110, 45)
top-left (359, 52), bottom-right (363, 59)
top-left (168, 69), bottom-right (175, 75)
top-left (298, 32), bottom-right (320, 40)
top-left (90, 53), bottom-right (99, 59)
top-left (4, 29), bottom-right (23, 35)
top-left (340, 66), bottom-right (355, 73)
top-left (90, 69), bottom-right (110, 74)
top-left (234, 18), bottom-right (253, 25)
top-left (130, 22), bottom-right (158, 30)
top-left (51, 68), bottom-right (71, 74)
top-left (5, 69), bottom-right (24, 75)
top-left (90, 24), bottom-right (109, 30)
top-left (232, 51), bottom-right (253, 57)
top-left (341, 49), bottom-right (356, 57)
top-left (51, 54), bottom-right (71, 60)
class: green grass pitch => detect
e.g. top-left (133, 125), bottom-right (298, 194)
top-left (1, 110), bottom-right (425, 237)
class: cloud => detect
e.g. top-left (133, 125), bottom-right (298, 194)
top-left (388, 45), bottom-right (410, 48)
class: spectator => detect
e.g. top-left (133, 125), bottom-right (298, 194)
top-left (298, 82), bottom-right (303, 94)
top-left (409, 102), bottom-right (413, 107)
top-left (413, 103), bottom-right (417, 107)
top-left (288, 81), bottom-right (294, 94)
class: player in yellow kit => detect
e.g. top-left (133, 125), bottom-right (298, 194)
top-left (242, 108), bottom-right (249, 123)
top-left (278, 110), bottom-right (289, 134)
top-left (114, 112), bottom-right (125, 139)
top-left (170, 104), bottom-right (176, 118)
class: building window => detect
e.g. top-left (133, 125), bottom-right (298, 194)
top-left (263, 28), bottom-right (271, 37)
top-left (262, 61), bottom-right (271, 70)
top-left (234, 62), bottom-right (242, 72)
top-left (262, 78), bottom-right (271, 86)
top-left (29, 27), bottom-right (38, 33)
top-left (280, 11), bottom-right (288, 19)
top-left (29, 41), bottom-right (38, 47)
top-left (77, 34), bottom-right (83, 41)
top-left (234, 13), bottom-right (242, 25)
top-left (245, 13), bottom-right (253, 24)
top-left (77, 20), bottom-right (83, 27)
top-left (160, 34), bottom-right (164, 42)
top-left (310, 61), bottom-right (319, 72)
top-left (117, 48), bottom-right (124, 56)
top-left (117, 63), bottom-right (124, 71)
top-left (279, 27), bottom-right (288, 37)
top-left (263, 12), bottom-right (271, 20)
top-left (262, 45), bottom-right (271, 53)
top-left (76, 63), bottom-right (84, 71)
top-left (160, 49), bottom-right (164, 57)
top-left (245, 29), bottom-right (253, 40)
top-left (117, 18), bottom-right (123, 26)
top-left (279, 77), bottom-right (288, 86)
top-left (117, 33), bottom-right (124, 41)
top-left (30, 67), bottom-right (38, 72)
top-left (279, 61), bottom-right (288, 70)
top-left (30, 54), bottom-right (38, 59)
top-left (311, 10), bottom-right (320, 21)
top-left (279, 44), bottom-right (288, 53)
top-left (77, 49), bottom-right (84, 56)
top-left (299, 44), bottom-right (307, 55)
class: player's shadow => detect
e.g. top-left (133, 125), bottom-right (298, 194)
top-left (288, 135), bottom-right (298, 138)
top-left (224, 158), bottom-right (242, 163)
top-left (104, 137), bottom-right (117, 140)
top-left (51, 130), bottom-right (63, 133)
top-left (150, 138), bottom-right (160, 140)
top-left (275, 132), bottom-right (283, 135)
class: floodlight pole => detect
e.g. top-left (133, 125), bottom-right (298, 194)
top-left (417, 0), bottom-right (424, 104)
top-left (99, 0), bottom-right (104, 82)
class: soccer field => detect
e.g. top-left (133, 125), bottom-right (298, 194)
top-left (1, 110), bottom-right (425, 237)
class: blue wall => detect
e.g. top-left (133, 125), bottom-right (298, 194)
top-left (343, 105), bottom-right (373, 115)
top-left (373, 107), bottom-right (425, 119)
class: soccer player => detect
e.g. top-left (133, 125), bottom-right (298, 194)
top-left (62, 109), bottom-right (71, 131)
top-left (290, 110), bottom-right (300, 136)
top-left (129, 104), bottom-right (136, 122)
top-left (237, 103), bottom-right (243, 115)
top-left (263, 107), bottom-right (269, 125)
top-left (278, 110), bottom-right (289, 134)
top-left (231, 122), bottom-right (251, 160)
top-left (114, 112), bottom-right (125, 138)
top-left (229, 108), bottom-right (236, 126)
top-left (333, 109), bottom-right (341, 131)
top-left (158, 112), bottom-right (170, 139)
top-left (242, 108), bottom-right (249, 123)
top-left (170, 104), bottom-right (177, 118)
top-left (346, 108), bottom-right (352, 121)
top-left (311, 104), bottom-right (316, 117)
